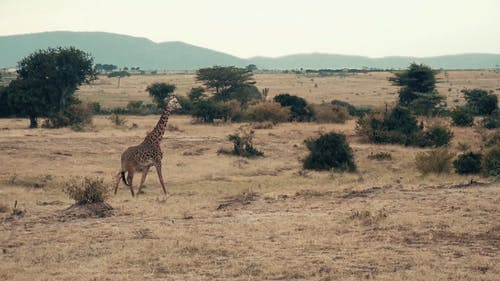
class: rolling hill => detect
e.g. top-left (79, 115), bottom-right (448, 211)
top-left (1, 31), bottom-right (499, 70)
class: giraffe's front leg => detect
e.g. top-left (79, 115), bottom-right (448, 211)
top-left (136, 166), bottom-right (151, 196)
top-left (154, 163), bottom-right (167, 195)
top-left (127, 170), bottom-right (135, 197)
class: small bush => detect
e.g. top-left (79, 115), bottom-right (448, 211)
top-left (220, 126), bottom-right (264, 158)
top-left (453, 152), bottom-right (482, 175)
top-left (251, 121), bottom-right (274, 129)
top-left (463, 88), bottom-right (498, 115)
top-left (451, 107), bottom-right (474, 127)
top-left (415, 148), bottom-right (454, 175)
top-left (485, 130), bottom-right (500, 147)
top-left (273, 93), bottom-right (313, 121)
top-left (481, 112), bottom-right (500, 129)
top-left (481, 145), bottom-right (500, 178)
top-left (313, 104), bottom-right (350, 123)
top-left (367, 152), bottom-right (392, 161)
top-left (107, 114), bottom-right (127, 126)
top-left (303, 132), bottom-right (356, 172)
top-left (65, 177), bottom-right (109, 205)
top-left (246, 101), bottom-right (291, 123)
top-left (43, 103), bottom-right (93, 130)
top-left (331, 99), bottom-right (371, 116)
top-left (221, 100), bottom-right (244, 122)
top-left (416, 125), bottom-right (453, 147)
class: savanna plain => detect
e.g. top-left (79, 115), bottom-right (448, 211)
top-left (0, 71), bottom-right (499, 280)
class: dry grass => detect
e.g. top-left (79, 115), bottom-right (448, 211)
top-left (0, 71), bottom-right (499, 280)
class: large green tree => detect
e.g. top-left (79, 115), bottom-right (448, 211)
top-left (146, 82), bottom-right (176, 109)
top-left (8, 47), bottom-right (96, 127)
top-left (196, 66), bottom-right (256, 96)
top-left (390, 63), bottom-right (444, 115)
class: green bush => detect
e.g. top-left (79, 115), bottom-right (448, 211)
top-left (463, 88), bottom-right (498, 115)
top-left (246, 101), bottom-right (291, 123)
top-left (356, 106), bottom-right (420, 145)
top-left (415, 148), bottom-right (454, 175)
top-left (453, 152), bottom-right (482, 175)
top-left (65, 177), bottom-right (109, 205)
top-left (274, 93), bottom-right (313, 121)
top-left (481, 145), bottom-right (500, 177)
top-left (191, 99), bottom-right (230, 123)
top-left (303, 132), bottom-right (356, 172)
top-left (451, 107), bottom-right (474, 127)
top-left (174, 95), bottom-right (193, 114)
top-left (313, 104), bottom-right (350, 123)
top-left (481, 111), bottom-right (500, 129)
top-left (418, 125), bottom-right (453, 147)
top-left (356, 107), bottom-right (453, 147)
top-left (42, 103), bottom-right (93, 130)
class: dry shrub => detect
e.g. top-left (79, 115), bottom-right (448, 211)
top-left (367, 152), bottom-right (392, 161)
top-left (246, 101), bottom-right (290, 123)
top-left (166, 123), bottom-right (182, 132)
top-left (251, 121), bottom-right (274, 129)
top-left (65, 177), bottom-right (109, 205)
top-left (107, 114), bottom-right (127, 126)
top-left (7, 174), bottom-right (52, 188)
top-left (219, 126), bottom-right (264, 158)
top-left (481, 144), bottom-right (500, 177)
top-left (313, 104), bottom-right (350, 123)
top-left (350, 209), bottom-right (388, 225)
top-left (415, 148), bottom-right (454, 175)
top-left (221, 100), bottom-right (244, 122)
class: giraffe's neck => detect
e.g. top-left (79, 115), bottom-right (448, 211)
top-left (143, 106), bottom-right (173, 145)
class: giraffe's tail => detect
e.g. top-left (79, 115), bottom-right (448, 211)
top-left (121, 171), bottom-right (130, 186)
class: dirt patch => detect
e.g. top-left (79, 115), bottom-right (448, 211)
top-left (217, 191), bottom-right (260, 210)
top-left (60, 202), bottom-right (113, 219)
top-left (342, 185), bottom-right (390, 199)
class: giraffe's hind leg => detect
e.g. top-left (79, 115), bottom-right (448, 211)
top-left (154, 163), bottom-right (167, 195)
top-left (136, 166), bottom-right (151, 196)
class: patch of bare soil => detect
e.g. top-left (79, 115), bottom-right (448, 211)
top-left (60, 202), bottom-right (113, 219)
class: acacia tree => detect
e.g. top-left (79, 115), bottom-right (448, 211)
top-left (8, 47), bottom-right (96, 128)
top-left (146, 82), bottom-right (176, 109)
top-left (108, 70), bottom-right (130, 88)
top-left (196, 66), bottom-right (256, 96)
top-left (390, 63), bottom-right (444, 115)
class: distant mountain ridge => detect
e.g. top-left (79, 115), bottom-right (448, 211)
top-left (1, 31), bottom-right (499, 70)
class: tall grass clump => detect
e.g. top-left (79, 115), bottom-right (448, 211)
top-left (303, 132), bottom-right (356, 172)
top-left (415, 148), bottom-right (454, 175)
top-left (312, 104), bottom-right (350, 123)
top-left (246, 101), bottom-right (290, 123)
top-left (481, 145), bottom-right (500, 178)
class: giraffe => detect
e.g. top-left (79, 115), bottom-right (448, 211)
top-left (114, 95), bottom-right (181, 197)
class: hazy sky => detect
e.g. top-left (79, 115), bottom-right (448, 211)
top-left (1, 0), bottom-right (499, 58)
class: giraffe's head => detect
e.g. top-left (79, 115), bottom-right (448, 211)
top-left (167, 94), bottom-right (182, 111)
